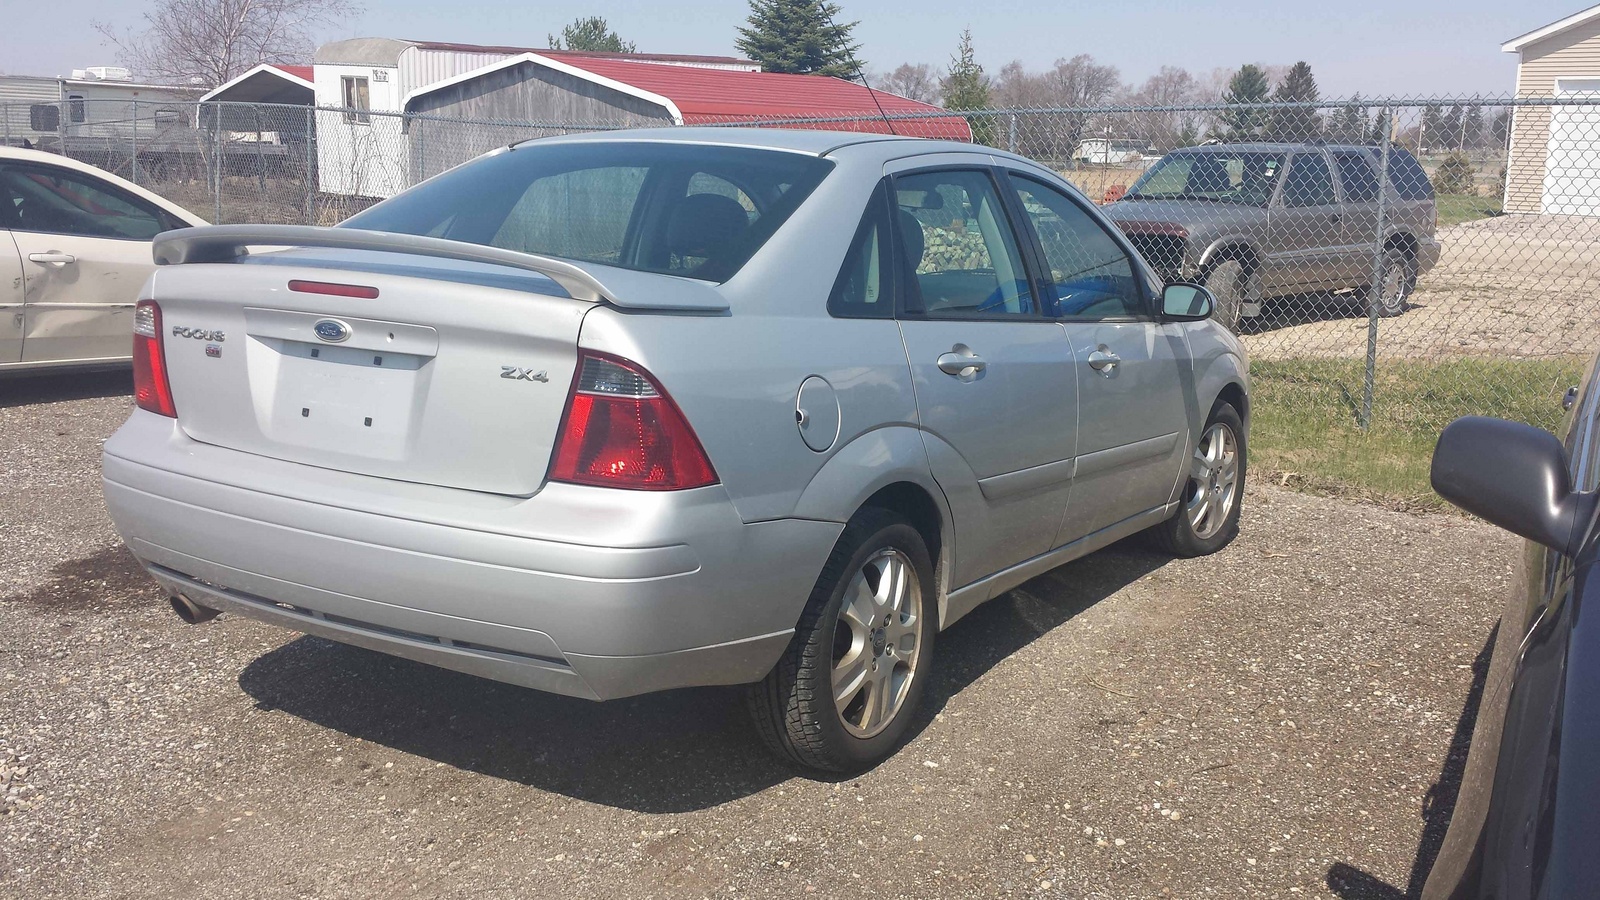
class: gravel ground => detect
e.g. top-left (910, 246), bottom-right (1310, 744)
top-left (1241, 214), bottom-right (1600, 362)
top-left (1, 372), bottom-right (1510, 899)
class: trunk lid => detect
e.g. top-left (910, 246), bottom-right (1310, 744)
top-left (151, 249), bottom-right (591, 496)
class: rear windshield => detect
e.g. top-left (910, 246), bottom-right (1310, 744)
top-left (344, 141), bottom-right (834, 283)
top-left (1386, 148), bottom-right (1434, 201)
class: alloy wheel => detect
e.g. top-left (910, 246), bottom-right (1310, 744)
top-left (1185, 422), bottom-right (1240, 540)
top-left (831, 548), bottom-right (923, 739)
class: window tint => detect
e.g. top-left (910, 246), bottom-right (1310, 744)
top-left (895, 169), bottom-right (1034, 318)
top-left (342, 76), bottom-right (370, 125)
top-left (0, 165), bottom-right (170, 240)
top-left (344, 142), bottom-right (833, 284)
top-left (1332, 151), bottom-right (1382, 203)
top-left (1283, 153), bottom-right (1337, 207)
top-left (1387, 148), bottom-right (1435, 200)
top-left (828, 182), bottom-right (893, 318)
top-left (1009, 174), bottom-right (1143, 319)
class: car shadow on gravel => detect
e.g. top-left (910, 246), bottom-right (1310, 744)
top-left (235, 541), bottom-right (1166, 813)
top-left (0, 369), bottom-right (131, 409)
top-left (1324, 624), bottom-right (1498, 900)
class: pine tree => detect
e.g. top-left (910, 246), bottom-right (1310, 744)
top-left (1440, 105), bottom-right (1464, 150)
top-left (1420, 104), bottom-right (1444, 152)
top-left (1267, 61), bottom-right (1320, 141)
top-left (1218, 64), bottom-right (1270, 140)
top-left (735, 0), bottom-right (862, 78)
top-left (1463, 104), bottom-right (1484, 149)
top-left (548, 16), bottom-right (636, 53)
top-left (1333, 95), bottom-right (1367, 142)
top-left (940, 28), bottom-right (994, 145)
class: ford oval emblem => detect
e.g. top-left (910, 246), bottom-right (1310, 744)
top-left (313, 319), bottom-right (351, 343)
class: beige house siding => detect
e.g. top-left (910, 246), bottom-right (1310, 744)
top-left (1508, 16), bottom-right (1600, 212)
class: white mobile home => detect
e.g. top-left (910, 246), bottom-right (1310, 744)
top-left (0, 72), bottom-right (197, 155)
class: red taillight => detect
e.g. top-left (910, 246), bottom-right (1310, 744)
top-left (132, 300), bottom-right (176, 418)
top-left (549, 352), bottom-right (717, 491)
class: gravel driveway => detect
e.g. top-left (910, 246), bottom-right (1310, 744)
top-left (1, 373), bottom-right (1510, 899)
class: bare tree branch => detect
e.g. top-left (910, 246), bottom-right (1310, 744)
top-left (95, 0), bottom-right (360, 88)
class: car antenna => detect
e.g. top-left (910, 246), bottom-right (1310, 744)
top-left (823, 6), bottom-right (898, 136)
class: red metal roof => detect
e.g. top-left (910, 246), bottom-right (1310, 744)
top-left (555, 57), bottom-right (970, 141)
top-left (268, 64), bottom-right (314, 83)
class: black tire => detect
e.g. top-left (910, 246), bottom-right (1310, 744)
top-left (1202, 259), bottom-right (1247, 332)
top-left (1151, 403), bottom-right (1245, 558)
top-left (748, 508), bottom-right (936, 773)
top-left (1360, 247), bottom-right (1415, 318)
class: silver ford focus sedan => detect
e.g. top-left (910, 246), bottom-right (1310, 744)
top-left (103, 129), bottom-right (1248, 771)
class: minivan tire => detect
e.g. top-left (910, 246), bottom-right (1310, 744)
top-left (1151, 403), bottom-right (1245, 558)
top-left (749, 508), bottom-right (936, 772)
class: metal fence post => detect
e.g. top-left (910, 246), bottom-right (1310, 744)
top-left (1359, 109), bottom-right (1393, 431)
top-left (130, 99), bottom-right (139, 184)
top-left (305, 106), bottom-right (315, 224)
top-left (212, 104), bottom-right (223, 224)
top-left (1007, 113), bottom-right (1017, 153)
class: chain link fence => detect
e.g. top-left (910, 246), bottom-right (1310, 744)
top-left (5, 95), bottom-right (1596, 491)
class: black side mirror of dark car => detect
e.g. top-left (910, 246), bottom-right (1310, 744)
top-left (1431, 416), bottom-right (1596, 556)
top-left (1160, 283), bottom-right (1215, 321)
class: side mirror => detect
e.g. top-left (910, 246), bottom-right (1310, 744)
top-left (1161, 283), bottom-right (1215, 321)
top-left (1431, 416), bottom-right (1596, 555)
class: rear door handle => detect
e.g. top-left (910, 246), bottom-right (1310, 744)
top-left (1087, 349), bottom-right (1121, 372)
top-left (936, 348), bottom-right (986, 376)
top-left (28, 252), bottom-right (76, 265)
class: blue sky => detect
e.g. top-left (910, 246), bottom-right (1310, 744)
top-left (1, 0), bottom-right (1582, 97)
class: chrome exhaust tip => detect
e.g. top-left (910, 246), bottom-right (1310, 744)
top-left (169, 593), bottom-right (220, 624)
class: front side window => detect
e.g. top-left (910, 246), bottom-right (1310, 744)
top-left (344, 141), bottom-right (833, 283)
top-left (0, 165), bottom-right (171, 239)
top-left (894, 169), bottom-right (1034, 318)
top-left (1283, 153), bottom-right (1337, 208)
top-left (342, 76), bottom-right (370, 125)
top-left (1009, 174), bottom-right (1143, 319)
top-left (1125, 150), bottom-right (1285, 208)
top-left (1332, 151), bottom-right (1382, 203)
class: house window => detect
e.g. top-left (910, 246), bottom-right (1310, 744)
top-left (342, 76), bottom-right (370, 125)
top-left (68, 93), bottom-right (86, 124)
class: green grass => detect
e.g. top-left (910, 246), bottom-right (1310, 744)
top-left (1249, 356), bottom-right (1584, 509)
top-left (1435, 193), bottom-right (1502, 227)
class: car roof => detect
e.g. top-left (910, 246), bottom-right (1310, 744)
top-left (0, 146), bottom-right (208, 225)
top-left (1174, 142), bottom-right (1382, 154)
top-left (512, 126), bottom-right (969, 158)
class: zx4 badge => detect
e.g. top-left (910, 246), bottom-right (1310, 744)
top-left (501, 366), bottom-right (550, 383)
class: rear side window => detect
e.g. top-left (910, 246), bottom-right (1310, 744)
top-left (1282, 153), bottom-right (1337, 208)
top-left (345, 142), bottom-right (834, 284)
top-left (1332, 151), bottom-right (1382, 203)
top-left (1387, 148), bottom-right (1434, 200)
top-left (828, 181), bottom-right (893, 319)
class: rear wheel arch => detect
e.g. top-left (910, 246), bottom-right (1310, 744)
top-left (1384, 230), bottom-right (1418, 259)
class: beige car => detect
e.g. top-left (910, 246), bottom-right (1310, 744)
top-left (1, 148), bottom-right (205, 372)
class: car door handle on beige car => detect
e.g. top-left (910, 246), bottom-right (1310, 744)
top-left (28, 251), bottom-right (76, 266)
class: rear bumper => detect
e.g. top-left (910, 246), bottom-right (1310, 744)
top-left (102, 411), bottom-right (840, 700)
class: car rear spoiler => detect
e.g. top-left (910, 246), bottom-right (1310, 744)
top-left (151, 224), bottom-right (730, 313)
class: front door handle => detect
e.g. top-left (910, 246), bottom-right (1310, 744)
top-left (28, 251), bottom-right (76, 265)
top-left (1087, 349), bottom-right (1121, 372)
top-left (936, 347), bottom-right (986, 377)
